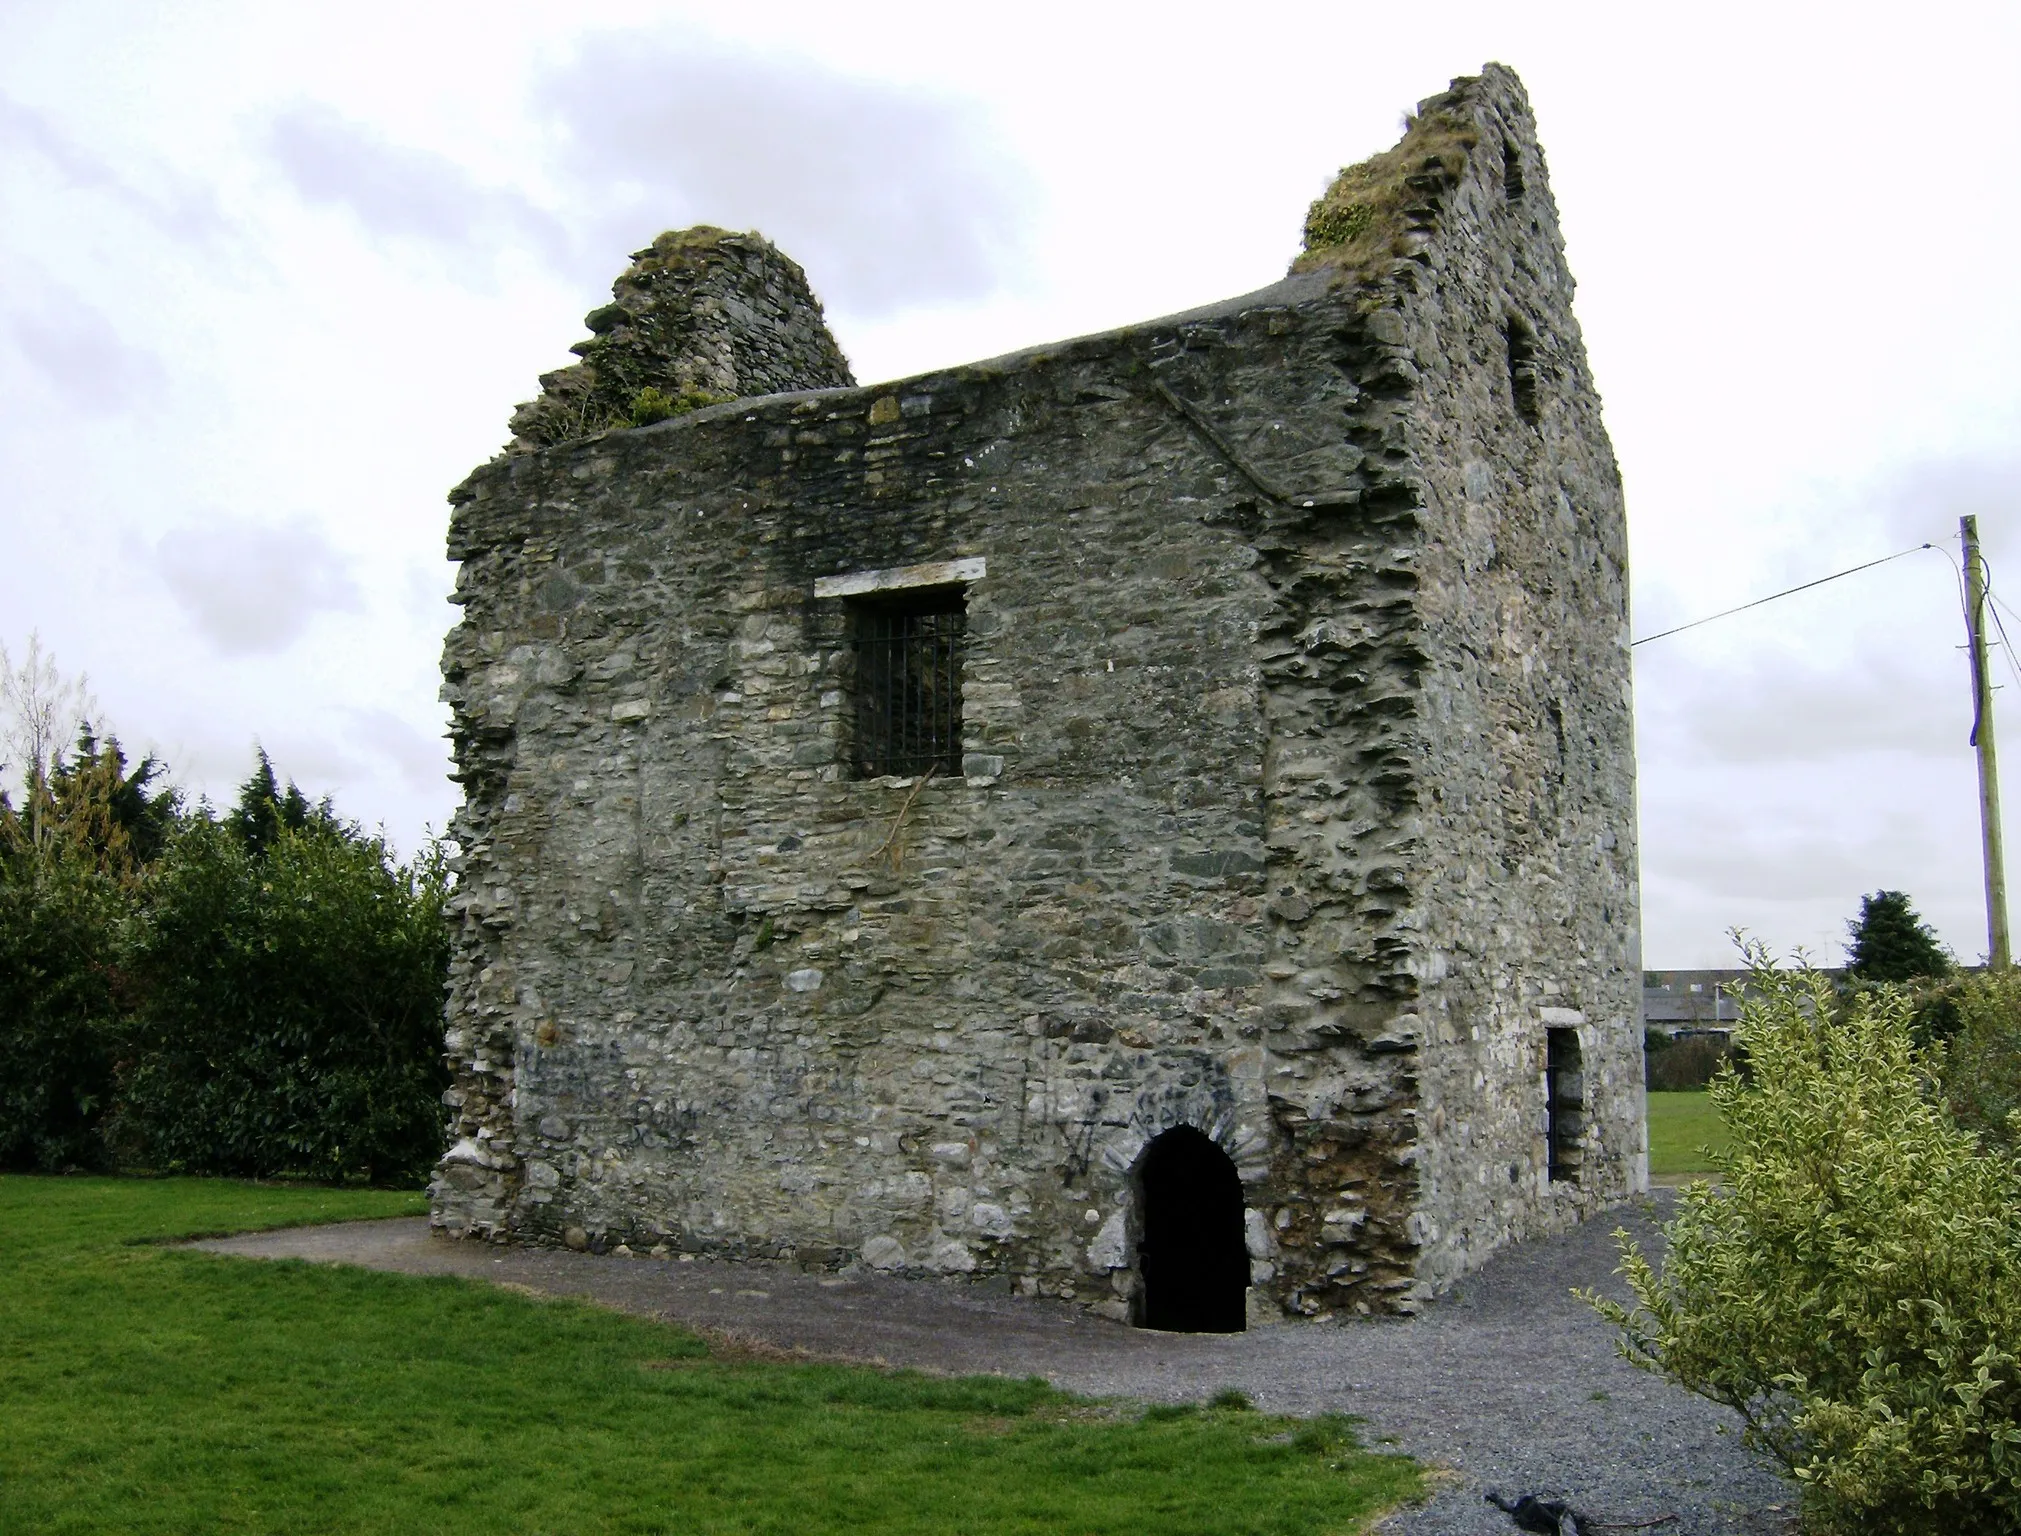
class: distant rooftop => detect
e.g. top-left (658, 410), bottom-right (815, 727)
top-left (1641, 967), bottom-right (1846, 1027)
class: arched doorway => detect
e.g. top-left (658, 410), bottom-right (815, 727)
top-left (1135, 1126), bottom-right (1248, 1332)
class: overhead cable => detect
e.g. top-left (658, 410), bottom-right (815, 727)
top-left (1631, 544), bottom-right (1938, 648)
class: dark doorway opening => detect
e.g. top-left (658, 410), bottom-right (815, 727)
top-left (1135, 1126), bottom-right (1248, 1333)
top-left (1546, 1027), bottom-right (1585, 1184)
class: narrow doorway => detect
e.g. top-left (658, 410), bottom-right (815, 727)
top-left (1135, 1126), bottom-right (1247, 1332)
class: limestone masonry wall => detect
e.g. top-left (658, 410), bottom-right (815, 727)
top-left (433, 63), bottom-right (1642, 1321)
top-left (508, 227), bottom-right (854, 453)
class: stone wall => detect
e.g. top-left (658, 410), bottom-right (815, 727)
top-left (1352, 76), bottom-right (1642, 1285)
top-left (507, 227), bottom-right (854, 452)
top-left (433, 63), bottom-right (1642, 1320)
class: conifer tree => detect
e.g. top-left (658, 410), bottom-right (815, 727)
top-left (1845, 889), bottom-right (1952, 983)
top-left (48, 728), bottom-right (175, 875)
top-left (228, 747), bottom-right (318, 858)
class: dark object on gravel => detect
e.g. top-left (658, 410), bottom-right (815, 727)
top-left (1488, 1492), bottom-right (1581, 1534)
top-left (1487, 1491), bottom-right (1680, 1534)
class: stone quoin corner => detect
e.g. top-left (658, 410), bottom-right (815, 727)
top-left (431, 63), bottom-right (1642, 1327)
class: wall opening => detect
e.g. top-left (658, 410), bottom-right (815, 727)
top-left (1501, 139), bottom-right (1526, 203)
top-left (1546, 1027), bottom-right (1585, 1183)
top-left (1505, 317), bottom-right (1540, 426)
top-left (1134, 1126), bottom-right (1247, 1332)
top-left (848, 586), bottom-right (965, 778)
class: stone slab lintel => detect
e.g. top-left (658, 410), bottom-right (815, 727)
top-left (814, 556), bottom-right (986, 599)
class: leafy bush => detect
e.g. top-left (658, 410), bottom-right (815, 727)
top-left (1, 715), bottom-right (453, 1184)
top-left (0, 648), bottom-right (453, 1184)
top-left (114, 816), bottom-right (450, 1183)
top-left (0, 732), bottom-right (170, 1172)
top-left (0, 838), bottom-right (125, 1170)
top-left (1940, 971), bottom-right (2021, 1155)
top-left (1593, 951), bottom-right (2021, 1534)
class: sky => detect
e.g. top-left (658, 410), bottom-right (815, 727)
top-left (2, 0), bottom-right (2018, 968)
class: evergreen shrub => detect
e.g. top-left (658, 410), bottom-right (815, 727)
top-left (0, 734), bottom-right (168, 1172)
top-left (1846, 890), bottom-right (1952, 985)
top-left (1593, 950), bottom-right (2021, 1534)
top-left (0, 841), bottom-right (124, 1171)
top-left (1941, 970), bottom-right (2021, 1155)
top-left (115, 816), bottom-right (450, 1183)
top-left (2, 645), bottom-right (451, 1182)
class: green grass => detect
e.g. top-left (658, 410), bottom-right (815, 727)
top-left (0, 1177), bottom-right (1421, 1535)
top-left (1647, 1089), bottom-right (1735, 1177)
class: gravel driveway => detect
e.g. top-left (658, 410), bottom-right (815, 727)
top-left (197, 1192), bottom-right (1792, 1535)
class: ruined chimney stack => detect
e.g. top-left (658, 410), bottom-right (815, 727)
top-left (506, 226), bottom-right (855, 452)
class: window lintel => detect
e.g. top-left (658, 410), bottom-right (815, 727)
top-left (814, 557), bottom-right (986, 601)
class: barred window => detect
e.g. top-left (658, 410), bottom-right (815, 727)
top-left (850, 589), bottom-right (965, 779)
top-left (1545, 1026), bottom-right (1585, 1184)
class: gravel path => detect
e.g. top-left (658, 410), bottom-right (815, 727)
top-left (197, 1193), bottom-right (1792, 1535)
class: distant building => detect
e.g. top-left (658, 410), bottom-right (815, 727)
top-left (1642, 967), bottom-right (1845, 1035)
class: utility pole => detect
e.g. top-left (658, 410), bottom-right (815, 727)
top-left (1962, 515), bottom-right (2012, 969)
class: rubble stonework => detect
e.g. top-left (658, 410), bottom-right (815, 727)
top-left (432, 64), bottom-right (1644, 1321)
top-left (505, 226), bottom-right (854, 453)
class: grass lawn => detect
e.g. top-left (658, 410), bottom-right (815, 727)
top-left (0, 1177), bottom-right (1421, 1535)
top-left (1646, 1090), bottom-right (1734, 1178)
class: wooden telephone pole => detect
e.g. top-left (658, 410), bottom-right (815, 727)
top-left (1962, 515), bottom-right (2012, 969)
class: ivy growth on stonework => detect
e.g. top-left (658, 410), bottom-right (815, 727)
top-left (627, 385), bottom-right (733, 428)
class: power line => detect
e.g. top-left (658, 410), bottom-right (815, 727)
top-left (1975, 558), bottom-right (2021, 704)
top-left (1987, 581), bottom-right (2021, 633)
top-left (1911, 541), bottom-right (2021, 734)
top-left (1631, 544), bottom-right (1939, 647)
top-left (1929, 540), bottom-right (1989, 686)
top-left (1936, 545), bottom-right (2021, 704)
top-left (1989, 605), bottom-right (2021, 702)
top-left (1630, 531), bottom-right (2021, 734)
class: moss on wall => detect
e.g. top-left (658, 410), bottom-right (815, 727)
top-left (1292, 102), bottom-right (1482, 280)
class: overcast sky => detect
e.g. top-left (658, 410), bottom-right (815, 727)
top-left (3, 1), bottom-right (2018, 967)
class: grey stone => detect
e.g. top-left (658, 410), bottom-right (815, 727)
top-left (430, 64), bottom-right (1642, 1321)
top-left (504, 227), bottom-right (853, 453)
top-left (862, 1235), bottom-right (906, 1270)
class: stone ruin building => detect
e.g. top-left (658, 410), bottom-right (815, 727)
top-left (431, 64), bottom-right (1643, 1327)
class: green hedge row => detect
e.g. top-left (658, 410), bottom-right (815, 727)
top-left (0, 740), bottom-right (449, 1184)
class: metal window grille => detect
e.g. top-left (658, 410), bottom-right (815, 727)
top-left (851, 594), bottom-right (964, 778)
top-left (1545, 1027), bottom-right (1585, 1183)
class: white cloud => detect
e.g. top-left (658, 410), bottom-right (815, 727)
top-left (1652, 654), bottom-right (1968, 767)
top-left (532, 28), bottom-right (1036, 316)
top-left (152, 520), bottom-right (364, 656)
top-left (256, 25), bottom-right (1037, 318)
top-left (10, 296), bottom-right (167, 409)
top-left (0, 91), bottom-right (232, 248)
top-left (345, 705), bottom-right (448, 796)
top-left (264, 102), bottom-right (572, 271)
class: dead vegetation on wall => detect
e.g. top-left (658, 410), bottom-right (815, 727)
top-left (1293, 102), bottom-right (1483, 281)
